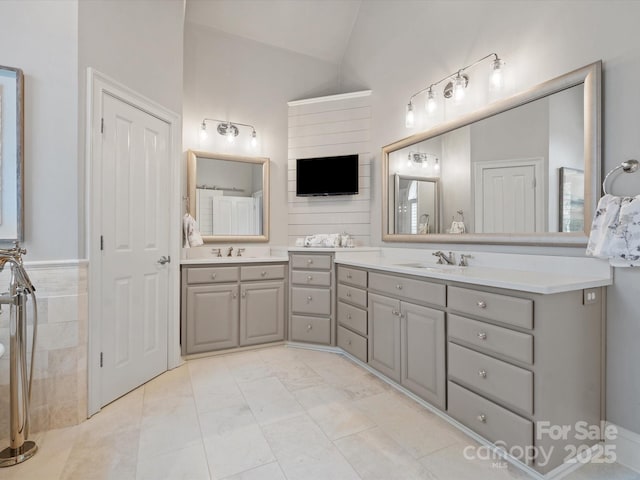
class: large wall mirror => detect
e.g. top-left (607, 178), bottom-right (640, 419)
top-left (0, 65), bottom-right (24, 242)
top-left (383, 61), bottom-right (601, 246)
top-left (187, 150), bottom-right (269, 242)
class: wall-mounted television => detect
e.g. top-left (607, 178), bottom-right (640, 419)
top-left (296, 154), bottom-right (359, 196)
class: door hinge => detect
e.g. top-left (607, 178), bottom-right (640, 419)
top-left (100, 352), bottom-right (103, 368)
top-left (100, 118), bottom-right (104, 134)
top-left (100, 235), bottom-right (104, 251)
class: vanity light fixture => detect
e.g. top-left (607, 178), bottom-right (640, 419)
top-left (405, 52), bottom-right (505, 127)
top-left (200, 118), bottom-right (258, 148)
top-left (407, 152), bottom-right (438, 169)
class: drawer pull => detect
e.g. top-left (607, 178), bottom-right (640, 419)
top-left (307, 296), bottom-right (313, 302)
top-left (478, 369), bottom-right (487, 378)
top-left (348, 339), bottom-right (352, 346)
top-left (307, 324), bottom-right (312, 331)
top-left (241, 291), bottom-right (246, 298)
top-left (347, 272), bottom-right (353, 279)
top-left (347, 314), bottom-right (352, 320)
top-left (392, 309), bottom-right (401, 316)
top-left (211, 273), bottom-right (217, 279)
top-left (477, 332), bottom-right (487, 340)
top-left (307, 275), bottom-right (313, 281)
top-left (261, 271), bottom-right (267, 277)
top-left (307, 259), bottom-right (313, 265)
top-left (477, 414), bottom-right (487, 423)
top-left (232, 292), bottom-right (237, 299)
top-left (477, 300), bottom-right (487, 309)
top-left (346, 291), bottom-right (352, 297)
top-left (396, 284), bottom-right (403, 290)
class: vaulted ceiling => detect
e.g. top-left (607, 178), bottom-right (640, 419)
top-left (185, 0), bottom-right (362, 64)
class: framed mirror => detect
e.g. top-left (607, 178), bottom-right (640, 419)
top-left (187, 150), bottom-right (269, 243)
top-left (0, 65), bottom-right (24, 242)
top-left (382, 61), bottom-right (601, 246)
top-left (393, 174), bottom-right (440, 234)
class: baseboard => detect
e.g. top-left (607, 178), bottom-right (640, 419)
top-left (607, 422), bottom-right (640, 473)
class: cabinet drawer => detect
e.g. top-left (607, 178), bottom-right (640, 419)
top-left (448, 343), bottom-right (533, 415)
top-left (291, 315), bottom-right (331, 345)
top-left (291, 287), bottom-right (331, 315)
top-left (337, 266), bottom-right (367, 288)
top-left (337, 301), bottom-right (367, 336)
top-left (291, 254), bottom-right (332, 270)
top-left (337, 325), bottom-right (367, 363)
top-left (337, 284), bottom-right (367, 308)
top-left (449, 314), bottom-right (533, 365)
top-left (448, 381), bottom-right (533, 463)
top-left (448, 286), bottom-right (533, 330)
top-left (241, 264), bottom-right (286, 281)
top-left (369, 272), bottom-right (446, 307)
top-left (186, 266), bottom-right (239, 284)
top-left (291, 270), bottom-right (331, 287)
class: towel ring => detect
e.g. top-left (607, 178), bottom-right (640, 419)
top-left (602, 159), bottom-right (639, 195)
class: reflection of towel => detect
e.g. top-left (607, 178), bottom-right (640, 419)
top-left (586, 194), bottom-right (640, 267)
top-left (304, 234), bottom-right (341, 247)
top-left (449, 221), bottom-right (466, 234)
top-left (183, 213), bottom-right (204, 248)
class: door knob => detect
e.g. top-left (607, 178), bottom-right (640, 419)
top-left (157, 255), bottom-right (170, 265)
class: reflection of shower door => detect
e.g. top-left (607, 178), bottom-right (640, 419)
top-left (474, 158), bottom-right (544, 233)
top-left (212, 196), bottom-right (256, 235)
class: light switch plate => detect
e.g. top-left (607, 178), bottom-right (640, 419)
top-left (583, 288), bottom-right (598, 305)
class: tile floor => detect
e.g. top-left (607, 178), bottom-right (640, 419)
top-left (2, 346), bottom-right (639, 480)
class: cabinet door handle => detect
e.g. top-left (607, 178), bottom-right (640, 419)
top-left (241, 291), bottom-right (246, 298)
top-left (347, 272), bottom-right (352, 279)
top-left (392, 309), bottom-right (401, 316)
top-left (211, 273), bottom-right (217, 279)
top-left (307, 275), bottom-right (313, 281)
top-left (307, 324), bottom-right (312, 331)
top-left (477, 414), bottom-right (487, 423)
top-left (477, 332), bottom-right (487, 340)
top-left (347, 314), bottom-right (352, 320)
top-left (477, 300), bottom-right (487, 309)
top-left (346, 291), bottom-right (352, 297)
top-left (261, 271), bottom-right (267, 277)
top-left (232, 292), bottom-right (237, 299)
top-left (347, 339), bottom-right (352, 346)
top-left (307, 296), bottom-right (313, 303)
top-left (396, 284), bottom-right (403, 290)
top-left (478, 369), bottom-right (487, 378)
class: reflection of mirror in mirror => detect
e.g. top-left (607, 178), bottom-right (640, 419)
top-left (187, 150), bottom-right (269, 242)
top-left (384, 61), bottom-right (600, 245)
top-left (388, 83), bottom-right (586, 236)
top-left (393, 174), bottom-right (439, 234)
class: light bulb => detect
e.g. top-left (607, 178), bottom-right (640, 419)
top-left (453, 74), bottom-right (467, 104)
top-left (490, 57), bottom-right (505, 91)
top-left (199, 122), bottom-right (207, 140)
top-left (407, 154), bottom-right (412, 167)
top-left (425, 89), bottom-right (437, 115)
top-left (250, 130), bottom-right (257, 148)
top-left (405, 102), bottom-right (415, 128)
top-left (434, 158), bottom-right (440, 171)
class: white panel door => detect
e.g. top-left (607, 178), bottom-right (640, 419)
top-left (235, 197), bottom-right (255, 235)
top-left (474, 159), bottom-right (544, 233)
top-left (100, 93), bottom-right (170, 407)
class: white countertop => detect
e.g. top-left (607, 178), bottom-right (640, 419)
top-left (333, 250), bottom-right (612, 294)
top-left (181, 256), bottom-right (289, 265)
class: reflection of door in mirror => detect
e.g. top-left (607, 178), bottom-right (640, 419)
top-left (394, 174), bottom-right (439, 234)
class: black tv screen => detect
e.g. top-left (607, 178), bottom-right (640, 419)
top-left (296, 154), bottom-right (359, 196)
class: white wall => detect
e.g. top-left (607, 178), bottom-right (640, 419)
top-left (183, 23), bottom-right (341, 246)
top-left (0, 0), bottom-right (78, 260)
top-left (340, 0), bottom-right (640, 435)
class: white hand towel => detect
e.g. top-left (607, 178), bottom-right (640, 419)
top-left (183, 213), bottom-right (204, 248)
top-left (586, 194), bottom-right (640, 267)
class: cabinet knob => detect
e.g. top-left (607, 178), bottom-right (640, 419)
top-left (307, 296), bottom-right (313, 302)
top-left (347, 314), bottom-right (352, 320)
top-left (477, 300), bottom-right (487, 309)
top-left (307, 275), bottom-right (313, 281)
top-left (477, 414), bottom-right (487, 423)
top-left (347, 339), bottom-right (352, 346)
top-left (346, 291), bottom-right (352, 297)
top-left (477, 332), bottom-right (487, 340)
top-left (396, 284), bottom-right (403, 290)
top-left (307, 259), bottom-right (313, 265)
top-left (242, 291), bottom-right (246, 298)
top-left (211, 273), bottom-right (217, 279)
top-left (307, 324), bottom-right (312, 331)
top-left (392, 309), bottom-right (400, 316)
top-left (261, 271), bottom-right (267, 277)
top-left (347, 272), bottom-right (352, 279)
top-left (478, 369), bottom-right (487, 378)
top-left (232, 292), bottom-right (237, 299)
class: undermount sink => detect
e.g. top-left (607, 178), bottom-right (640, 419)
top-left (394, 262), bottom-right (465, 272)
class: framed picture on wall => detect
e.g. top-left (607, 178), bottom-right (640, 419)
top-left (559, 167), bottom-right (584, 233)
top-left (0, 64), bottom-right (24, 242)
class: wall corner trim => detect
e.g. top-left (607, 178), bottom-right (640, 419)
top-left (287, 89), bottom-right (372, 106)
top-left (607, 422), bottom-right (640, 473)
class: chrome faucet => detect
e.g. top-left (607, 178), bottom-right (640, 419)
top-left (433, 251), bottom-right (456, 265)
top-left (458, 254), bottom-right (472, 267)
top-left (227, 247), bottom-right (234, 257)
top-left (237, 248), bottom-right (245, 257)
top-left (211, 248), bottom-right (222, 257)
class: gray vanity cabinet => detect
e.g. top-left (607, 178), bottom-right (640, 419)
top-left (181, 263), bottom-right (287, 355)
top-left (368, 293), bottom-right (402, 382)
top-left (184, 283), bottom-right (239, 353)
top-left (240, 280), bottom-right (285, 346)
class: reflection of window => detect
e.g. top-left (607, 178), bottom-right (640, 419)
top-left (408, 181), bottom-right (418, 234)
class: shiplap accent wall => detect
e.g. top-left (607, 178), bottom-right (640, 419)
top-left (287, 91), bottom-right (372, 246)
